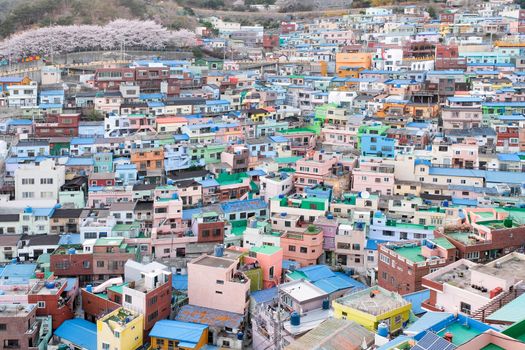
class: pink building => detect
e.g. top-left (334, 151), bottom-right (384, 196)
top-left (351, 158), bottom-right (395, 196)
top-left (248, 246), bottom-right (283, 288)
top-left (321, 125), bottom-right (359, 149)
top-left (88, 186), bottom-right (133, 208)
top-left (450, 140), bottom-right (479, 169)
top-left (294, 151), bottom-right (339, 192)
top-left (314, 215), bottom-right (338, 252)
top-left (273, 212), bottom-right (324, 267)
top-left (278, 130), bottom-right (317, 156)
top-left (150, 185), bottom-right (188, 258)
top-left (441, 97), bottom-right (482, 130)
top-left (187, 252), bottom-right (250, 315)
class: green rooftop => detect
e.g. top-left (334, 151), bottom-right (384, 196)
top-left (279, 196), bottom-right (326, 211)
top-left (418, 207), bottom-right (446, 214)
top-left (275, 156), bottom-right (302, 164)
top-left (251, 245), bottom-right (282, 255)
top-left (113, 222), bottom-right (140, 231)
top-left (502, 317), bottom-right (525, 342)
top-left (95, 237), bottom-right (125, 246)
top-left (230, 220), bottom-right (247, 236)
top-left (386, 220), bottom-right (436, 230)
top-left (217, 172), bottom-right (248, 186)
top-left (430, 237), bottom-right (455, 250)
top-left (487, 294), bottom-right (525, 324)
top-left (480, 344), bottom-right (505, 350)
top-left (390, 245), bottom-right (426, 263)
top-left (446, 232), bottom-right (475, 245)
top-left (437, 321), bottom-right (484, 345)
top-left (477, 219), bottom-right (518, 229)
top-left (107, 283), bottom-right (129, 295)
top-left (278, 127), bottom-right (318, 135)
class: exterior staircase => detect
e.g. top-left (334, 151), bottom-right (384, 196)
top-left (472, 287), bottom-right (525, 323)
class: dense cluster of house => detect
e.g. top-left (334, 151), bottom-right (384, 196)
top-left (0, 1), bottom-right (524, 349)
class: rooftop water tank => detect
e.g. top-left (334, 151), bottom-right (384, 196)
top-left (68, 248), bottom-right (76, 255)
top-left (377, 322), bottom-right (389, 337)
top-left (290, 312), bottom-right (300, 326)
top-left (214, 244), bottom-right (224, 257)
top-left (86, 285), bottom-right (93, 293)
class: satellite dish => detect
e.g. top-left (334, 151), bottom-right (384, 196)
top-left (360, 191), bottom-right (370, 199)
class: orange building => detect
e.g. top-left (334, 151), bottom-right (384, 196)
top-left (335, 53), bottom-right (371, 77)
top-left (130, 148), bottom-right (164, 172)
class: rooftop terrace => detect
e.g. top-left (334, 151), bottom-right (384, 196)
top-left (335, 286), bottom-right (410, 316)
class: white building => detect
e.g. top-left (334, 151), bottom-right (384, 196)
top-left (7, 81), bottom-right (38, 107)
top-left (259, 172), bottom-right (293, 202)
top-left (15, 159), bottom-right (65, 202)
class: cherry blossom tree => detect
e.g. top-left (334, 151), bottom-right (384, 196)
top-left (0, 19), bottom-right (197, 59)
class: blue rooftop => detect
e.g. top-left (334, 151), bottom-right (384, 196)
top-left (148, 101), bottom-right (165, 108)
top-left (182, 208), bottom-right (204, 221)
top-left (365, 239), bottom-right (388, 251)
top-left (428, 167), bottom-right (525, 185)
top-left (172, 274), bottom-right (188, 291)
top-left (0, 263), bottom-right (36, 285)
top-left (403, 289), bottom-right (430, 315)
top-left (149, 320), bottom-right (207, 346)
top-left (447, 97), bottom-right (482, 103)
top-left (40, 90), bottom-right (64, 96)
top-left (251, 287), bottom-right (277, 304)
top-left (8, 119), bottom-right (33, 126)
top-left (220, 198), bottom-right (266, 213)
top-left (54, 318), bottom-right (97, 350)
top-left (498, 153), bottom-right (520, 162)
top-left (58, 234), bottom-right (81, 245)
top-left (70, 137), bottom-right (95, 145)
top-left (39, 103), bottom-right (63, 109)
top-left (66, 157), bottom-right (94, 166)
top-left (196, 178), bottom-right (219, 188)
top-left (64, 278), bottom-right (78, 292)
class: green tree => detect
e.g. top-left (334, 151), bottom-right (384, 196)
top-left (427, 6), bottom-right (438, 19)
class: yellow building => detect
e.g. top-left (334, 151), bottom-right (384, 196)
top-left (149, 320), bottom-right (209, 350)
top-left (335, 53), bottom-right (372, 77)
top-left (97, 307), bottom-right (144, 350)
top-left (332, 286), bottom-right (412, 333)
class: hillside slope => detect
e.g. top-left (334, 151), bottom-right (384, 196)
top-left (0, 0), bottom-right (197, 38)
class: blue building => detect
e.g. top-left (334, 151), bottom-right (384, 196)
top-left (358, 124), bottom-right (396, 158)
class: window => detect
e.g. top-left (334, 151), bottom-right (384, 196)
top-left (22, 192), bottom-right (34, 198)
top-left (37, 301), bottom-right (45, 308)
top-left (102, 343), bottom-right (110, 350)
top-left (125, 295), bottom-right (132, 303)
top-left (288, 245), bottom-right (296, 252)
top-left (216, 280), bottom-right (224, 284)
top-left (22, 178), bottom-right (35, 185)
top-left (40, 178), bottom-right (53, 185)
top-left (150, 296), bottom-right (157, 305)
top-left (300, 247), bottom-right (308, 253)
top-left (379, 254), bottom-right (390, 264)
top-left (97, 261), bottom-right (104, 268)
top-left (3, 340), bottom-right (19, 348)
top-left (352, 244), bottom-right (360, 250)
top-left (85, 232), bottom-right (97, 239)
top-left (0, 324), bottom-right (5, 331)
top-left (460, 302), bottom-right (471, 314)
